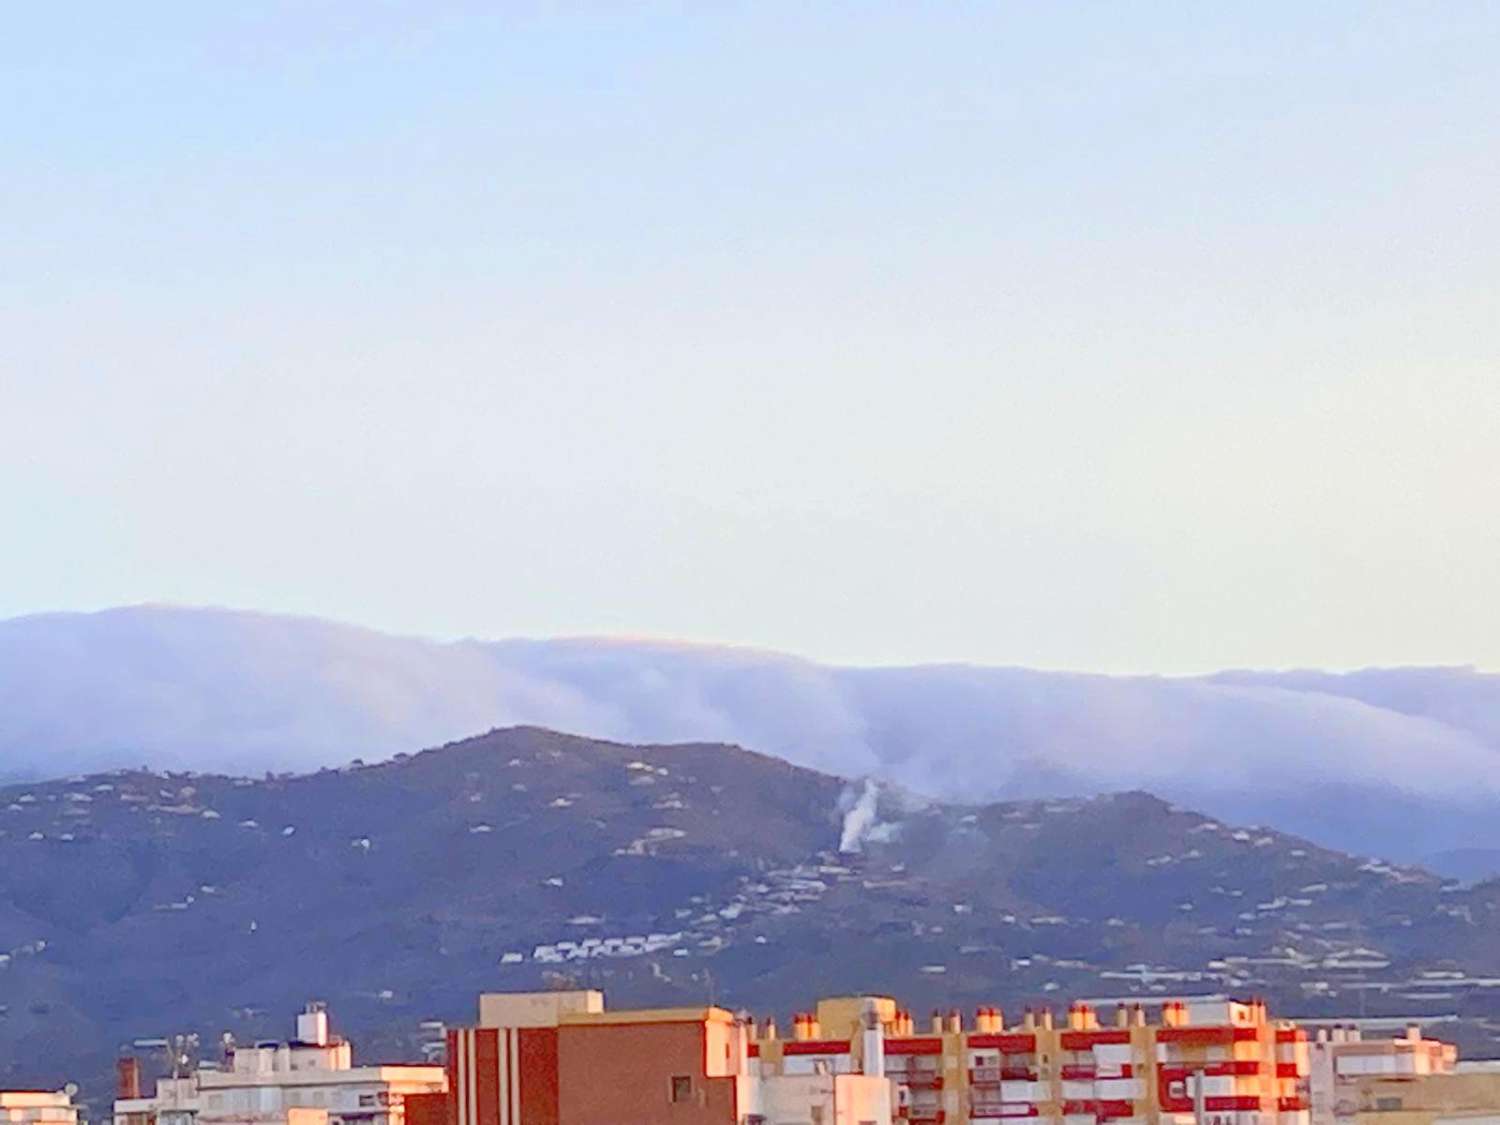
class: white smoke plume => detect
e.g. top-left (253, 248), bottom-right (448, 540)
top-left (839, 779), bottom-right (898, 853)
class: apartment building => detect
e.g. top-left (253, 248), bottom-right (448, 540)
top-left (436, 988), bottom-right (1321, 1125)
top-left (0, 1092), bottom-right (79, 1125)
top-left (1321, 1070), bottom-right (1500, 1125)
top-left (113, 1004), bottom-right (445, 1125)
top-left (1309, 1025), bottom-right (1457, 1125)
top-left (1301, 1025), bottom-right (1499, 1125)
top-left (749, 995), bottom-right (1310, 1125)
top-left (443, 990), bottom-right (893, 1125)
top-left (117, 992), bottom-right (1469, 1125)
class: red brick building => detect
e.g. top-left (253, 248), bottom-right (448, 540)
top-left (443, 992), bottom-right (754, 1125)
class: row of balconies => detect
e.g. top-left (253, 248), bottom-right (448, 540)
top-left (960, 1061), bottom-right (1301, 1085)
top-left (902, 1098), bottom-right (1310, 1124)
top-left (966, 1101), bottom-right (1134, 1122)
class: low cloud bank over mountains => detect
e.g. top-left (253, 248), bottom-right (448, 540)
top-left (3, 606), bottom-right (1498, 867)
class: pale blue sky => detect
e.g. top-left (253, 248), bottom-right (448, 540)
top-left (3, 3), bottom-right (1497, 672)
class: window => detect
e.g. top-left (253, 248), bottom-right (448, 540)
top-left (1376, 1098), bottom-right (1403, 1112)
top-left (670, 1076), bottom-right (692, 1103)
top-left (359, 1096), bottom-right (377, 1108)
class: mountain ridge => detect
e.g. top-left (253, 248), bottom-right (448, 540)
top-left (3, 726), bottom-right (1500, 1110)
top-left (4, 605), bottom-right (1500, 867)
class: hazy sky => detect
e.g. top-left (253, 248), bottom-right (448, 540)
top-left (3, 3), bottom-right (1497, 673)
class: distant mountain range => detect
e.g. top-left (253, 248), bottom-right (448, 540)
top-left (3, 606), bottom-right (1500, 871)
top-left (4, 727), bottom-right (1500, 1110)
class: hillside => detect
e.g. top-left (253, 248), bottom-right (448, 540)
top-left (5, 606), bottom-right (1500, 868)
top-left (3, 727), bottom-right (1500, 1111)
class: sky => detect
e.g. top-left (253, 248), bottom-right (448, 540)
top-left (2, 2), bottom-right (1498, 673)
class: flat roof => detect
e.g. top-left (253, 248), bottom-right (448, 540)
top-left (197, 1065), bottom-right (444, 1089)
top-left (561, 1006), bottom-right (735, 1028)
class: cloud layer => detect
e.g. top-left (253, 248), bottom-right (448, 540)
top-left (3, 606), bottom-right (1498, 861)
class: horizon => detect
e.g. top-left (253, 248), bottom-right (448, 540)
top-left (4, 601), bottom-right (1496, 678)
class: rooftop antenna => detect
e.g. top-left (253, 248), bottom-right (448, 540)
top-left (160, 1033), bottom-right (200, 1079)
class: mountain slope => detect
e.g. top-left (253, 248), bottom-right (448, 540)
top-left (3, 605), bottom-right (1500, 863)
top-left (3, 727), bottom-right (1500, 1108)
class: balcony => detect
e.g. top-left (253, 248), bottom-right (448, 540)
top-left (972, 1066), bottom-right (1035, 1085)
top-left (1063, 1099), bottom-right (1137, 1121)
top-left (971, 1107), bottom-right (1039, 1121)
top-left (901, 1071), bottom-right (944, 1090)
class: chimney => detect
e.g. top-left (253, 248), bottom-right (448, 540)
top-left (930, 1010), bottom-right (944, 1035)
top-left (116, 1058), bottom-right (142, 1100)
top-left (1407, 1025), bottom-right (1422, 1043)
top-left (763, 1017), bottom-right (778, 1041)
top-left (794, 1013), bottom-right (822, 1040)
top-left (1132, 1003), bottom-right (1146, 1028)
top-left (1115, 1006), bottom-right (1130, 1029)
top-left (1069, 1003), bottom-right (1096, 1031)
top-left (1022, 1009), bottom-right (1037, 1031)
top-left (976, 1007), bottom-right (1003, 1034)
top-left (862, 999), bottom-right (886, 1079)
top-left (947, 1010), bottom-right (963, 1034)
top-left (1039, 1009), bottom-right (1054, 1031)
top-left (896, 1010), bottom-right (914, 1037)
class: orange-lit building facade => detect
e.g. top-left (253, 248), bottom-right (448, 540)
top-left (747, 996), bottom-right (1310, 1125)
top-left (445, 993), bottom-right (757, 1125)
top-left (432, 991), bottom-right (1314, 1125)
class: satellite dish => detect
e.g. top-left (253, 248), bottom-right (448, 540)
top-left (63, 1084), bottom-right (79, 1099)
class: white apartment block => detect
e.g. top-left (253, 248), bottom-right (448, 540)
top-left (0, 1092), bottom-right (79, 1125)
top-left (114, 1005), bottom-right (444, 1125)
top-left (1308, 1026), bottom-right (1458, 1125)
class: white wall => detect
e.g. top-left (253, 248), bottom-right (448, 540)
top-left (749, 1073), bottom-right (893, 1125)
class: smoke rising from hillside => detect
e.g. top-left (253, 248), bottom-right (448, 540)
top-left (838, 781), bottom-right (881, 853)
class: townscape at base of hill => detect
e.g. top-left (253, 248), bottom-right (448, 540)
top-left (12, 992), bottom-right (1500, 1125)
